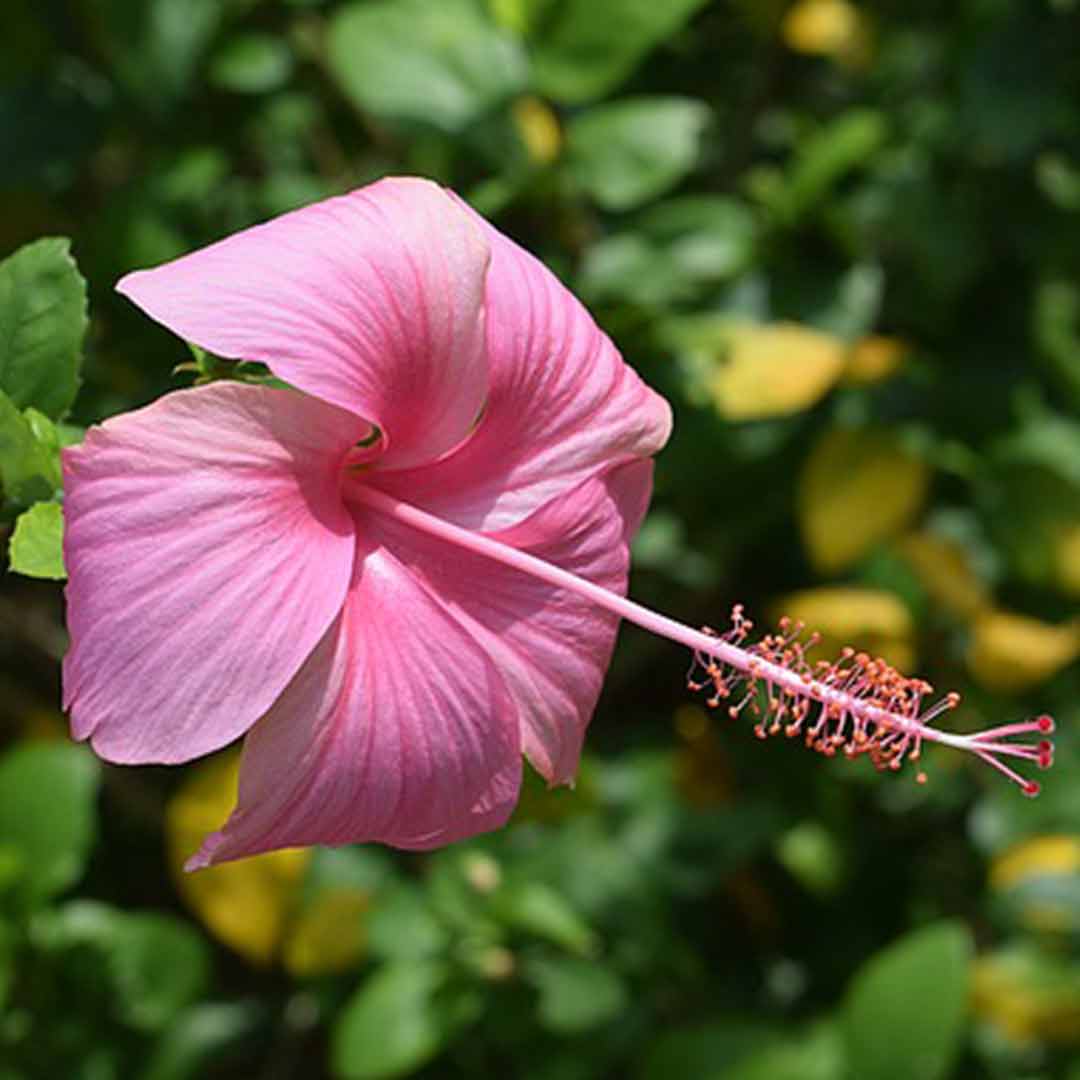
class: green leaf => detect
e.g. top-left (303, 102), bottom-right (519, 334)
top-left (0, 237), bottom-right (86, 419)
top-left (327, 0), bottom-right (527, 132)
top-left (0, 390), bottom-right (60, 507)
top-left (109, 912), bottom-right (212, 1031)
top-left (92, 0), bottom-right (225, 110)
top-left (722, 1021), bottom-right (845, 1080)
top-left (579, 196), bottom-right (757, 307)
top-left (367, 884), bottom-right (450, 962)
top-left (642, 1021), bottom-right (781, 1080)
top-left (525, 955), bottom-right (628, 1033)
top-left (210, 34), bottom-right (295, 95)
top-left (769, 109), bottom-right (887, 223)
top-left (842, 921), bottom-right (972, 1080)
top-left (141, 1003), bottom-right (261, 1080)
top-left (566, 97), bottom-right (710, 211)
top-left (332, 962), bottom-right (477, 1079)
top-left (530, 0), bottom-right (710, 104)
top-left (0, 742), bottom-right (100, 908)
top-left (494, 881), bottom-right (595, 955)
top-left (9, 501), bottom-right (65, 579)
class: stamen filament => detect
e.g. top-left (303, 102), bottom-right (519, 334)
top-left (351, 483), bottom-right (1053, 796)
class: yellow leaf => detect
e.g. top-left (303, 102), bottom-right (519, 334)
top-left (166, 751), bottom-right (309, 966)
top-left (991, 836), bottom-right (1080, 935)
top-left (897, 531), bottom-right (990, 621)
top-left (973, 947), bottom-right (1080, 1044)
top-left (282, 888), bottom-right (371, 977)
top-left (707, 321), bottom-right (847, 420)
top-left (512, 96), bottom-right (562, 165)
top-left (769, 585), bottom-right (916, 672)
top-left (1053, 520), bottom-right (1080, 597)
top-left (967, 611), bottom-right (1080, 695)
top-left (781, 0), bottom-right (872, 66)
top-left (842, 335), bottom-right (908, 386)
top-left (992, 835), bottom-right (1080, 889)
top-left (798, 427), bottom-right (930, 573)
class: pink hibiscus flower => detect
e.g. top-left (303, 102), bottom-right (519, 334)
top-left (63, 177), bottom-right (1053, 869)
top-left (63, 177), bottom-right (672, 867)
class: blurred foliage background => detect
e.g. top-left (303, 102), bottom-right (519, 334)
top-left (2, 0), bottom-right (1080, 1076)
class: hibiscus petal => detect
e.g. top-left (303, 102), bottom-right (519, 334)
top-left (63, 383), bottom-right (364, 764)
top-left (374, 206), bottom-right (672, 529)
top-left (189, 537), bottom-right (521, 868)
top-left (117, 177), bottom-right (489, 469)
top-left (364, 460), bottom-right (654, 786)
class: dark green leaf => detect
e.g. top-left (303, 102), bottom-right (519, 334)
top-left (530, 0), bottom-right (710, 104)
top-left (0, 237), bottom-right (86, 419)
top-left (91, 0), bottom-right (225, 109)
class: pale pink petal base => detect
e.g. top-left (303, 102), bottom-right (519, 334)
top-left (375, 205), bottom-right (672, 530)
top-left (63, 384), bottom-right (366, 763)
top-left (117, 177), bottom-right (491, 469)
top-left (190, 534), bottom-right (521, 868)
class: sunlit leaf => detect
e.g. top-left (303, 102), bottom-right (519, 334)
top-left (896, 531), bottom-right (989, 621)
top-left (843, 922), bottom-right (972, 1080)
top-left (781, 0), bottom-right (870, 66)
top-left (9, 500), bottom-right (65, 579)
top-left (165, 751), bottom-right (309, 965)
top-left (842, 335), bottom-right (908, 385)
top-left (967, 610), bottom-right (1080, 695)
top-left (799, 427), bottom-right (930, 574)
top-left (282, 888), bottom-right (371, 977)
top-left (671, 320), bottom-right (847, 421)
top-left (511, 95), bottom-right (562, 164)
top-left (1054, 521), bottom-right (1080, 597)
top-left (770, 586), bottom-right (915, 672)
top-left (973, 944), bottom-right (1080, 1045)
top-left (991, 834), bottom-right (1080, 936)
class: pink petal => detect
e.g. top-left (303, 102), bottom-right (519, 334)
top-left (189, 535), bottom-right (521, 868)
top-left (63, 383), bottom-right (365, 764)
top-left (374, 206), bottom-right (672, 529)
top-left (117, 178), bottom-right (489, 470)
top-left (375, 460), bottom-right (653, 787)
